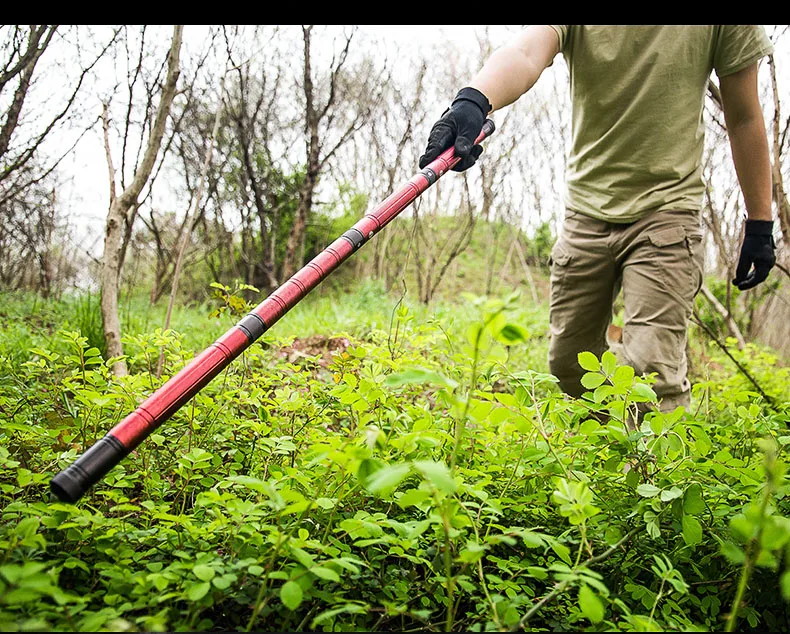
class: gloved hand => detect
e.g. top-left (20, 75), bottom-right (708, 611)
top-left (419, 87), bottom-right (491, 172)
top-left (732, 219), bottom-right (776, 290)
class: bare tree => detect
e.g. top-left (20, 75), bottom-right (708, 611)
top-left (0, 26), bottom-right (119, 205)
top-left (281, 25), bottom-right (382, 280)
top-left (156, 78), bottom-right (224, 377)
top-left (768, 52), bottom-right (790, 258)
top-left (0, 26), bottom-right (117, 296)
top-left (0, 176), bottom-right (81, 297)
top-left (221, 26), bottom-right (288, 293)
top-left (369, 63), bottom-right (427, 282)
top-left (100, 25), bottom-right (183, 376)
top-left (412, 177), bottom-right (477, 304)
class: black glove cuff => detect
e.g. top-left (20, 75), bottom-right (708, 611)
top-left (453, 87), bottom-right (492, 115)
top-left (745, 219), bottom-right (773, 236)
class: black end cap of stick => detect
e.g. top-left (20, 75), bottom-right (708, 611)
top-left (50, 435), bottom-right (128, 503)
top-left (482, 118), bottom-right (496, 138)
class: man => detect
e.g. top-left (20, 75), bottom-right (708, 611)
top-left (420, 25), bottom-right (776, 414)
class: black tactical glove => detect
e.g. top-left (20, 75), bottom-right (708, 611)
top-left (419, 87), bottom-right (491, 172)
top-left (732, 219), bottom-right (776, 290)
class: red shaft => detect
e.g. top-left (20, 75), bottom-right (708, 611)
top-left (50, 119), bottom-right (495, 502)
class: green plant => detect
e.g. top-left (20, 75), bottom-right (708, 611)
top-left (0, 286), bottom-right (788, 632)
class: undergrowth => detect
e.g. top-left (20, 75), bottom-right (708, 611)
top-left (0, 288), bottom-right (789, 632)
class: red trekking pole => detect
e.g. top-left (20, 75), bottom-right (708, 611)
top-left (50, 119), bottom-right (495, 503)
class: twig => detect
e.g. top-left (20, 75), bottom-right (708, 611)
top-left (691, 310), bottom-right (778, 411)
top-left (156, 74), bottom-right (225, 377)
top-left (514, 527), bottom-right (641, 631)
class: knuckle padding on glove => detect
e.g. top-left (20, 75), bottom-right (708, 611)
top-left (420, 87), bottom-right (491, 172)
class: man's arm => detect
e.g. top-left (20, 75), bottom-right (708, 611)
top-left (419, 26), bottom-right (560, 170)
top-left (719, 62), bottom-right (776, 290)
top-left (469, 26), bottom-right (561, 113)
top-left (719, 63), bottom-right (773, 222)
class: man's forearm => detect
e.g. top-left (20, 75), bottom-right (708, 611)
top-left (720, 63), bottom-right (773, 223)
top-left (726, 116), bottom-right (773, 222)
top-left (468, 26), bottom-right (560, 113)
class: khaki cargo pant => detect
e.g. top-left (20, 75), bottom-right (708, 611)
top-left (548, 209), bottom-right (704, 413)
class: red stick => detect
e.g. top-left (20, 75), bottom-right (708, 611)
top-left (50, 119), bottom-right (496, 502)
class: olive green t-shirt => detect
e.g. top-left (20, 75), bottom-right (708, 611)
top-left (549, 25), bottom-right (773, 223)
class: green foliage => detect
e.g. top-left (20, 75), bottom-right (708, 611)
top-left (207, 281), bottom-right (260, 320)
top-left (0, 288), bottom-right (789, 632)
top-left (530, 220), bottom-right (555, 268)
top-left (64, 292), bottom-right (106, 358)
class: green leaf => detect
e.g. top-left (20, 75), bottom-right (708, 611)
top-left (315, 497), bottom-right (335, 510)
top-left (193, 564), bottom-right (215, 582)
top-left (578, 584), bottom-right (605, 623)
top-left (281, 581), bottom-right (303, 610)
top-left (550, 541), bottom-right (572, 565)
top-left (659, 487), bottom-right (683, 502)
top-left (311, 566), bottom-right (340, 582)
top-left (5, 587), bottom-right (42, 603)
top-left (578, 351), bottom-right (600, 372)
top-left (0, 563), bottom-right (47, 585)
top-left (601, 350), bottom-right (617, 375)
top-left (781, 571), bottom-right (790, 601)
top-left (613, 365), bottom-right (635, 384)
top-left (384, 367), bottom-right (458, 390)
top-left (636, 484), bottom-right (661, 498)
top-left (396, 488), bottom-right (432, 509)
top-left (14, 517), bottom-right (40, 539)
top-left (762, 516), bottom-right (790, 551)
top-left (646, 520), bottom-right (661, 539)
top-left (364, 463), bottom-right (411, 496)
top-left (682, 515), bottom-right (703, 546)
top-left (290, 547), bottom-right (315, 569)
top-left (311, 604), bottom-right (368, 628)
top-left (593, 384), bottom-right (614, 403)
top-left (212, 575), bottom-right (233, 590)
top-left (186, 581), bottom-right (210, 602)
top-left (497, 323), bottom-right (530, 343)
top-left (581, 372), bottom-right (606, 389)
top-left (729, 513), bottom-right (753, 541)
top-left (579, 419), bottom-right (601, 435)
top-left (683, 484), bottom-right (705, 515)
top-left (721, 542), bottom-right (745, 564)
top-left (458, 541), bottom-right (487, 564)
top-left (413, 460), bottom-right (456, 494)
top-left (631, 383), bottom-right (657, 402)
top-left (357, 458), bottom-right (384, 486)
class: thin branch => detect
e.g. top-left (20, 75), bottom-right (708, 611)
top-left (515, 527), bottom-right (641, 631)
top-left (692, 309), bottom-right (778, 411)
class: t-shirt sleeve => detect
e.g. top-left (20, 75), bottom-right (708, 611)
top-left (714, 25), bottom-right (774, 77)
top-left (549, 25), bottom-right (570, 52)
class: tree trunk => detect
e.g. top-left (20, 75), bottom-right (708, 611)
top-left (282, 26), bottom-right (320, 280)
top-left (100, 25), bottom-right (183, 376)
top-left (100, 200), bottom-right (126, 371)
top-left (768, 56), bottom-right (790, 253)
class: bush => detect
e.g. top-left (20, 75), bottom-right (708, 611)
top-left (1, 290), bottom-right (789, 631)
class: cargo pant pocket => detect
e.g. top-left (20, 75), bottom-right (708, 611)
top-left (549, 240), bottom-right (573, 292)
top-left (646, 225), bottom-right (703, 305)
